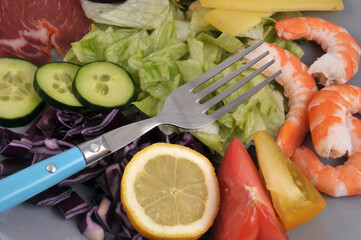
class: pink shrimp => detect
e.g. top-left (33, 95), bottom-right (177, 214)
top-left (275, 17), bottom-right (361, 86)
top-left (243, 42), bottom-right (317, 157)
top-left (291, 84), bottom-right (361, 197)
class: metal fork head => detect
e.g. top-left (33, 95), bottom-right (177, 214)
top-left (158, 41), bottom-right (282, 130)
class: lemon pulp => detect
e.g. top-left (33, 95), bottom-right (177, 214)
top-left (121, 143), bottom-right (219, 240)
top-left (134, 155), bottom-right (208, 226)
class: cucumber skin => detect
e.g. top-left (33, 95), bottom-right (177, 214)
top-left (0, 57), bottom-right (45, 127)
top-left (33, 77), bottom-right (84, 112)
top-left (73, 82), bottom-right (138, 112)
top-left (0, 101), bottom-right (46, 128)
top-left (33, 62), bottom-right (85, 111)
top-left (72, 61), bottom-right (138, 112)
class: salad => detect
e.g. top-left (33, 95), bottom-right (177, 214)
top-left (65, 0), bottom-right (305, 154)
top-left (1, 0), bottom-right (361, 239)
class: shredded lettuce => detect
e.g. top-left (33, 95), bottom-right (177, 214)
top-left (188, 1), bottom-right (216, 31)
top-left (238, 24), bottom-right (265, 40)
top-left (65, 7), bottom-right (291, 155)
top-left (80, 0), bottom-right (169, 29)
top-left (174, 20), bottom-right (195, 42)
top-left (188, 62), bottom-right (285, 153)
top-left (234, 11), bottom-right (305, 58)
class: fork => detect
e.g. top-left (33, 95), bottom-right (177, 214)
top-left (0, 41), bottom-right (281, 213)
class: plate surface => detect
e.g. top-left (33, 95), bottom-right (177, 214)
top-left (1, 0), bottom-right (361, 239)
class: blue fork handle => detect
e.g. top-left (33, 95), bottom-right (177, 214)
top-left (0, 147), bottom-right (86, 213)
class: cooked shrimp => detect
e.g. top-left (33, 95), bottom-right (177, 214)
top-left (243, 42), bottom-right (317, 157)
top-left (292, 85), bottom-right (361, 197)
top-left (275, 17), bottom-right (361, 86)
top-left (308, 84), bottom-right (361, 158)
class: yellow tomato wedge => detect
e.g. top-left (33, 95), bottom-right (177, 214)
top-left (199, 0), bottom-right (344, 12)
top-left (254, 131), bottom-right (327, 231)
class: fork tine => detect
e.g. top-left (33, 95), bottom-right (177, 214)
top-left (185, 41), bottom-right (264, 91)
top-left (201, 59), bottom-right (276, 111)
top-left (194, 50), bottom-right (270, 101)
top-left (210, 70), bottom-right (282, 119)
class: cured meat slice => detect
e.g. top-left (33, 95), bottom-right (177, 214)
top-left (0, 0), bottom-right (93, 65)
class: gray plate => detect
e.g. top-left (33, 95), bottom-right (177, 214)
top-left (1, 0), bottom-right (361, 239)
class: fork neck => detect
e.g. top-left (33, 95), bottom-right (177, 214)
top-left (78, 115), bottom-right (166, 166)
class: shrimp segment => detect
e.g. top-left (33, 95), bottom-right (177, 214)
top-left (243, 42), bottom-right (317, 157)
top-left (308, 85), bottom-right (361, 158)
top-left (275, 17), bottom-right (361, 86)
top-left (292, 85), bottom-right (361, 197)
top-left (292, 117), bottom-right (361, 197)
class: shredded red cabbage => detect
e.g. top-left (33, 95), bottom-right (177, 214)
top-left (95, 197), bottom-right (122, 234)
top-left (104, 164), bottom-right (121, 203)
top-left (0, 140), bottom-right (32, 158)
top-left (58, 191), bottom-right (90, 219)
top-left (0, 107), bottom-right (219, 240)
top-left (0, 157), bottom-right (32, 176)
top-left (59, 165), bottom-right (105, 186)
top-left (78, 206), bottom-right (105, 240)
top-left (27, 185), bottom-right (72, 206)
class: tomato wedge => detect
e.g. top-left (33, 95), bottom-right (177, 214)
top-left (212, 138), bottom-right (288, 240)
top-left (254, 131), bottom-right (327, 231)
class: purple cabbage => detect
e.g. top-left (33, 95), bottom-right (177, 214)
top-left (96, 197), bottom-right (112, 231)
top-left (104, 164), bottom-right (121, 202)
top-left (81, 110), bottom-right (129, 139)
top-left (27, 185), bottom-right (72, 206)
top-left (0, 157), bottom-right (32, 176)
top-left (32, 152), bottom-right (54, 165)
top-left (95, 197), bottom-right (121, 234)
top-left (0, 140), bottom-right (32, 158)
top-left (0, 106), bottom-right (221, 240)
top-left (56, 110), bottom-right (84, 128)
top-left (113, 236), bottom-right (133, 240)
top-left (59, 165), bottom-right (105, 186)
top-left (0, 128), bottom-right (28, 158)
top-left (78, 206), bottom-right (105, 240)
top-left (58, 191), bottom-right (90, 219)
top-left (0, 127), bottom-right (24, 143)
top-left (115, 203), bottom-right (142, 239)
top-left (35, 107), bottom-right (59, 137)
top-left (96, 174), bottom-right (112, 198)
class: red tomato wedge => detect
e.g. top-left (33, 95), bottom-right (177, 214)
top-left (212, 138), bottom-right (288, 240)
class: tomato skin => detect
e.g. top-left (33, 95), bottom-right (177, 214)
top-left (212, 138), bottom-right (288, 240)
top-left (254, 131), bottom-right (327, 231)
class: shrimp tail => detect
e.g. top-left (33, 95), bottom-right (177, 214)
top-left (291, 147), bottom-right (348, 197)
top-left (275, 17), bottom-right (361, 86)
top-left (292, 147), bottom-right (361, 197)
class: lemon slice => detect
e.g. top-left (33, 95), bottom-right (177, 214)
top-left (121, 143), bottom-right (220, 240)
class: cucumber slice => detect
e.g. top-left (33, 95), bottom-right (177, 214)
top-left (73, 61), bottom-right (137, 111)
top-left (34, 62), bottom-right (83, 110)
top-left (0, 58), bottom-right (44, 127)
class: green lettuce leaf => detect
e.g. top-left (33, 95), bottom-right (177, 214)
top-left (175, 20), bottom-right (195, 42)
top-left (80, 0), bottom-right (169, 29)
top-left (190, 62), bottom-right (285, 154)
top-left (187, 1), bottom-right (216, 31)
top-left (65, 7), bottom-right (287, 155)
top-left (263, 12), bottom-right (305, 58)
top-left (105, 30), bottom-right (147, 63)
top-left (149, 12), bottom-right (179, 52)
top-left (232, 11), bottom-right (305, 58)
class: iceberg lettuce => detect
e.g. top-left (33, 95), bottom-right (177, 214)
top-left (80, 0), bottom-right (169, 29)
top-left (65, 9), bottom-right (288, 155)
